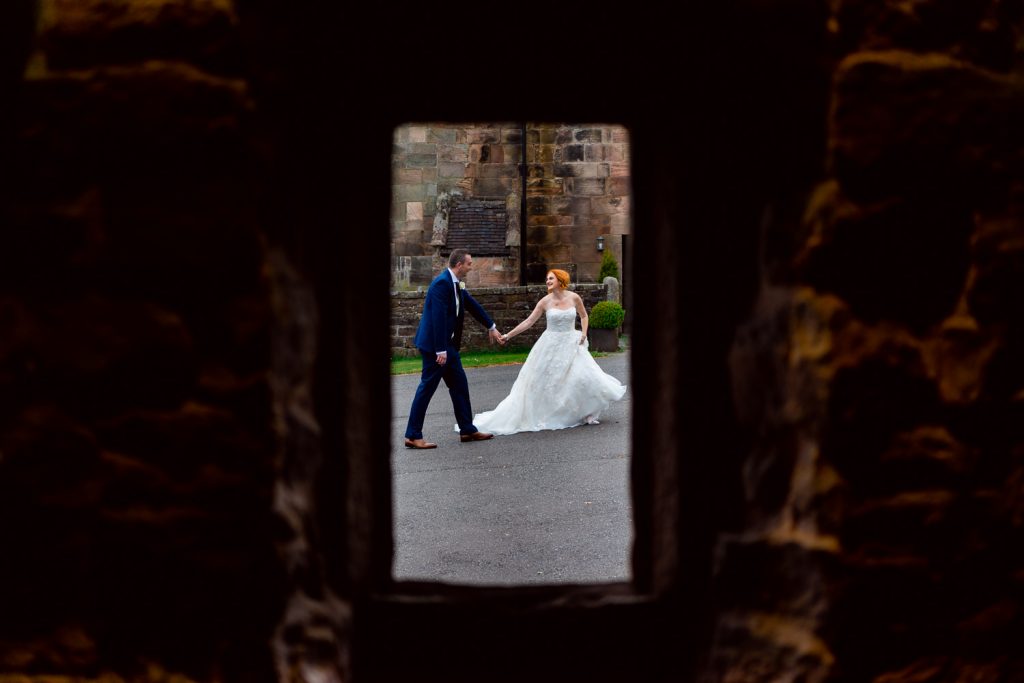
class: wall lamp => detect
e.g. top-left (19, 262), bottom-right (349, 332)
top-left (596, 235), bottom-right (605, 252)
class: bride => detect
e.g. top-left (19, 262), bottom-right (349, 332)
top-left (465, 269), bottom-right (627, 435)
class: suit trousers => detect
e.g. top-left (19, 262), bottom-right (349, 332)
top-left (404, 347), bottom-right (478, 439)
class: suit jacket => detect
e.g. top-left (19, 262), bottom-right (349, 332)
top-left (414, 269), bottom-right (494, 353)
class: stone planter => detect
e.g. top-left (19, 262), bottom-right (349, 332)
top-left (588, 327), bottom-right (619, 352)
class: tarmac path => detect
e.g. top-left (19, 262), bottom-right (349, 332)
top-left (390, 353), bottom-right (632, 585)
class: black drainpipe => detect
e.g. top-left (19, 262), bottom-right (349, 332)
top-left (519, 121), bottom-right (528, 285)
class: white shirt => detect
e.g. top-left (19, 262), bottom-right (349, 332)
top-left (448, 268), bottom-right (460, 314)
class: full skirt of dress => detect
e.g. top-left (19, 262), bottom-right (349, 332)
top-left (465, 325), bottom-right (627, 435)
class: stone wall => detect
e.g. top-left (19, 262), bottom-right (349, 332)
top-left (0, 0), bottom-right (285, 680)
top-left (525, 125), bottom-right (630, 283)
top-left (391, 123), bottom-right (523, 287)
top-left (390, 123), bottom-right (630, 287)
top-left (701, 3), bottom-right (1024, 682)
top-left (390, 284), bottom-right (609, 356)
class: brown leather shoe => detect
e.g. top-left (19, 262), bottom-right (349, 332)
top-left (459, 431), bottom-right (494, 443)
top-left (404, 438), bottom-right (437, 449)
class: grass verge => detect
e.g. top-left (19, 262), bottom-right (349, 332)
top-left (391, 345), bottom-right (615, 375)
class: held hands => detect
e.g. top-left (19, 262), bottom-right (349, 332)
top-left (490, 328), bottom-right (506, 346)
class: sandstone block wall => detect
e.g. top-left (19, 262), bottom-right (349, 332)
top-left (390, 123), bottom-right (630, 287)
top-left (525, 125), bottom-right (630, 283)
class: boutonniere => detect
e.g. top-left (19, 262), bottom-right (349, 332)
top-left (459, 281), bottom-right (466, 290)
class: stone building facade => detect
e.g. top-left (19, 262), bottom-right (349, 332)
top-left (391, 123), bottom-right (630, 290)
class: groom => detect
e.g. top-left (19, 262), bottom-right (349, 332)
top-left (404, 249), bottom-right (505, 449)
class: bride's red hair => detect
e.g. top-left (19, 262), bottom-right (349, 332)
top-left (549, 269), bottom-right (571, 289)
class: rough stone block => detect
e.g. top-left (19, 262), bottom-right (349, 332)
top-left (609, 161), bottom-right (631, 177)
top-left (392, 185), bottom-right (425, 202)
top-left (831, 51), bottom-right (1023, 203)
top-left (608, 176), bottom-right (632, 196)
top-left (396, 168), bottom-right (423, 184)
top-left (553, 163), bottom-right (577, 177)
top-left (551, 196), bottom-right (574, 215)
top-left (604, 144), bottom-right (627, 162)
top-left (405, 153), bottom-right (437, 168)
top-left (528, 215), bottom-right (562, 227)
top-left (478, 163), bottom-right (516, 178)
top-left (474, 178), bottom-right (517, 196)
top-left (527, 196), bottom-right (550, 215)
top-left (574, 128), bottom-right (602, 143)
top-left (467, 128), bottom-right (501, 144)
top-left (592, 195), bottom-right (628, 214)
top-left (537, 127), bottom-right (559, 144)
top-left (438, 161), bottom-right (467, 178)
top-left (40, 0), bottom-right (238, 72)
top-left (526, 178), bottom-right (565, 195)
top-left (610, 213), bottom-right (631, 232)
top-left (578, 163), bottom-right (611, 178)
top-left (502, 144), bottom-right (522, 163)
top-left (714, 536), bottom-right (838, 616)
top-left (427, 127), bottom-right (456, 143)
top-left (798, 185), bottom-right (971, 329)
top-left (570, 197), bottom-right (593, 215)
top-left (408, 142), bottom-right (437, 155)
top-left (438, 145), bottom-right (468, 162)
top-left (569, 177), bottom-right (606, 196)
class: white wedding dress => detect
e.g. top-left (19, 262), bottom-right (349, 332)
top-left (465, 306), bottom-right (627, 435)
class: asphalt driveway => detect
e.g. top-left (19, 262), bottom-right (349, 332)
top-left (390, 353), bottom-right (632, 585)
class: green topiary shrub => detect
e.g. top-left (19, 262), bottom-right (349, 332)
top-left (598, 249), bottom-right (620, 281)
top-left (589, 300), bottom-right (625, 329)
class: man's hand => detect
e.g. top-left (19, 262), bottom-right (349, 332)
top-left (490, 328), bottom-right (505, 345)
top-left (436, 351), bottom-right (447, 365)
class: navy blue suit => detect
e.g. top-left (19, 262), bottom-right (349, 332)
top-left (405, 269), bottom-right (495, 439)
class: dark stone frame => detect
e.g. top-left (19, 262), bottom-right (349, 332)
top-left (327, 115), bottom-right (746, 681)
top-left (273, 4), bottom-right (829, 681)
top-left (343, 117), bottom-right (690, 678)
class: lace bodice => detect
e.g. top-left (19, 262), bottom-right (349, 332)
top-left (545, 306), bottom-right (577, 332)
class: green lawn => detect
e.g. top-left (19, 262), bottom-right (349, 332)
top-left (391, 344), bottom-right (617, 375)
